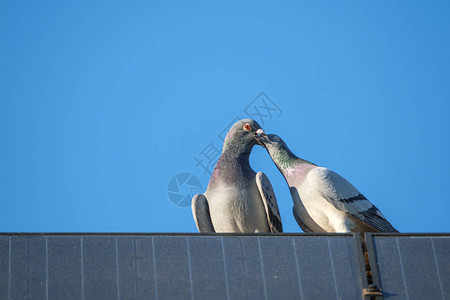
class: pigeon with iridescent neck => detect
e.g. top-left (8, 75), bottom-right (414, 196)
top-left (258, 133), bottom-right (397, 233)
top-left (192, 119), bottom-right (282, 233)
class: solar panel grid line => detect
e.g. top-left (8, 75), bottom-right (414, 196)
top-left (133, 238), bottom-right (139, 299)
top-left (11, 237), bottom-right (26, 299)
top-left (8, 237), bottom-right (11, 300)
top-left (45, 237), bottom-right (48, 300)
top-left (220, 237), bottom-right (231, 300)
top-left (36, 237), bottom-right (47, 299)
top-left (326, 236), bottom-right (340, 300)
top-left (430, 238), bottom-right (445, 300)
top-left (81, 237), bottom-right (85, 300)
top-left (432, 237), bottom-right (450, 299)
top-left (31, 238), bottom-right (40, 299)
top-left (115, 237), bottom-right (121, 300)
top-left (124, 237), bottom-right (136, 299)
top-left (151, 236), bottom-right (158, 300)
top-left (136, 237), bottom-right (149, 299)
top-left (28, 238), bottom-right (37, 296)
top-left (26, 238), bottom-right (30, 299)
top-left (395, 237), bottom-right (410, 300)
top-left (291, 237), bottom-right (305, 300)
top-left (137, 238), bottom-right (143, 298)
top-left (141, 237), bottom-right (157, 300)
top-left (138, 237), bottom-right (157, 299)
top-left (185, 237), bottom-right (194, 300)
top-left (237, 238), bottom-right (247, 299)
top-left (257, 236), bottom-right (269, 300)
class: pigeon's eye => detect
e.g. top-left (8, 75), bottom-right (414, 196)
top-left (243, 124), bottom-right (252, 131)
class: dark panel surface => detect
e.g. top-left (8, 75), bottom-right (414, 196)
top-left (153, 236), bottom-right (192, 300)
top-left (0, 234), bottom-right (368, 300)
top-left (328, 236), bottom-right (363, 300)
top-left (259, 236), bottom-right (302, 300)
top-left (47, 237), bottom-right (82, 300)
top-left (368, 234), bottom-right (450, 300)
top-left (188, 237), bottom-right (228, 300)
top-left (433, 238), bottom-right (450, 300)
top-left (294, 236), bottom-right (364, 300)
top-left (0, 237), bottom-right (10, 300)
top-left (222, 236), bottom-right (266, 300)
top-left (116, 237), bottom-right (156, 300)
top-left (10, 236), bottom-right (46, 300)
top-left (82, 236), bottom-right (118, 300)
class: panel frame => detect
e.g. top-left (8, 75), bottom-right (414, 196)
top-left (0, 232), bottom-right (369, 300)
top-left (365, 233), bottom-right (450, 300)
top-left (352, 233), bottom-right (370, 299)
top-left (0, 232), bottom-right (364, 237)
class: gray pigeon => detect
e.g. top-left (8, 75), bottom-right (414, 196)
top-left (258, 134), bottom-right (397, 233)
top-left (192, 119), bottom-right (283, 233)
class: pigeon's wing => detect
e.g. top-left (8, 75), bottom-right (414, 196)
top-left (191, 194), bottom-right (215, 233)
top-left (308, 167), bottom-right (398, 232)
top-left (292, 207), bottom-right (313, 233)
top-left (255, 172), bottom-right (283, 233)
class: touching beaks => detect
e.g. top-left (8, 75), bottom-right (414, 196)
top-left (254, 129), bottom-right (268, 147)
top-left (256, 129), bottom-right (265, 136)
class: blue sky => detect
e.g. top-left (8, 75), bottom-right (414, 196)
top-left (1, 1), bottom-right (449, 233)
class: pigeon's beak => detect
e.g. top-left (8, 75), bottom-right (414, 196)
top-left (255, 129), bottom-right (268, 148)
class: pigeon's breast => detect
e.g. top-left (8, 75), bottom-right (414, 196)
top-left (205, 180), bottom-right (269, 233)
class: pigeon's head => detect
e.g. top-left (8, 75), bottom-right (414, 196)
top-left (257, 133), bottom-right (300, 159)
top-left (258, 134), bottom-right (315, 171)
top-left (223, 119), bottom-right (265, 152)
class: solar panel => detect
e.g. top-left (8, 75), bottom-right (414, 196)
top-left (366, 233), bottom-right (450, 300)
top-left (0, 234), bottom-right (367, 300)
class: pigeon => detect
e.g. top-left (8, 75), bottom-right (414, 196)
top-left (257, 134), bottom-right (397, 233)
top-left (192, 119), bottom-right (283, 233)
